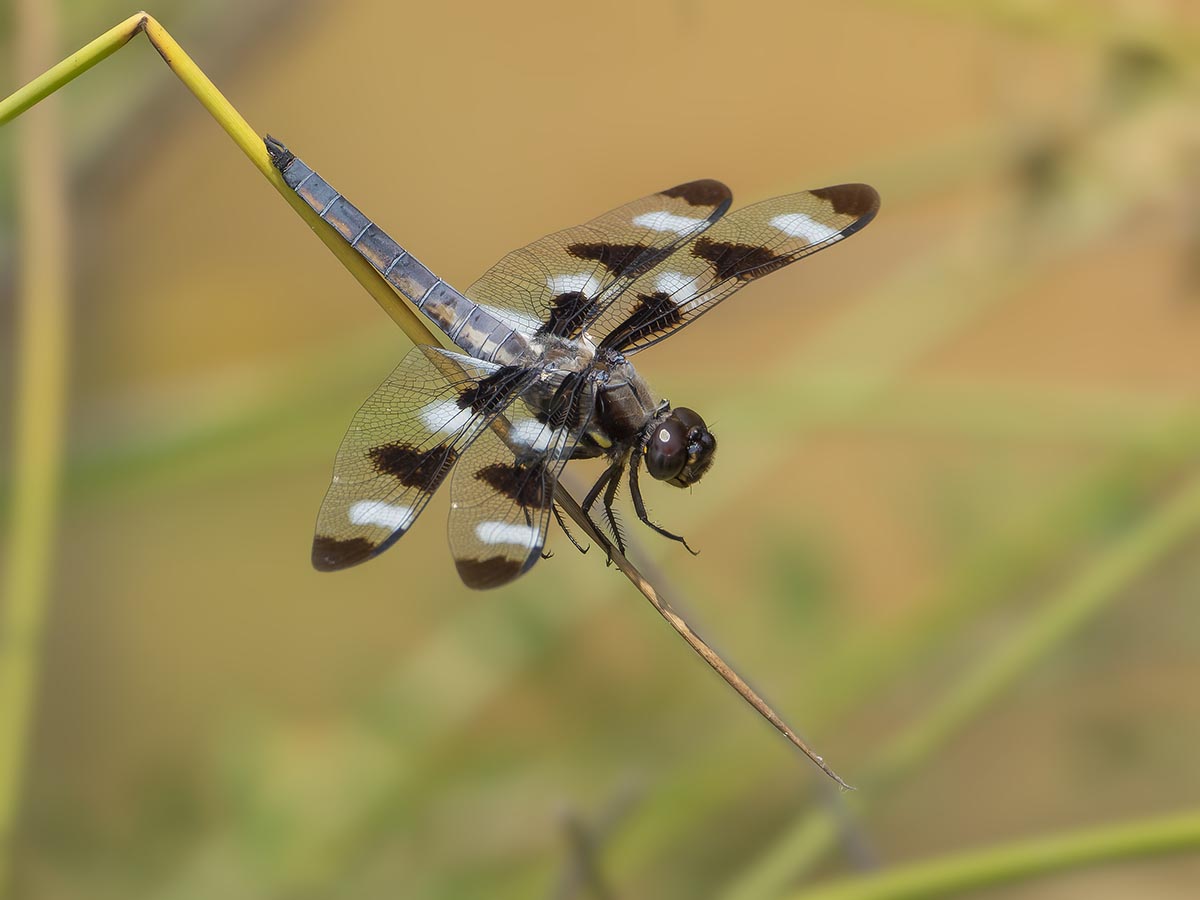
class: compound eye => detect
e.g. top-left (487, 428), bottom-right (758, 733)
top-left (646, 419), bottom-right (688, 481)
top-left (673, 407), bottom-right (707, 434)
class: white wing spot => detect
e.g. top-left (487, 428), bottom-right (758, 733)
top-left (419, 400), bottom-right (474, 434)
top-left (509, 419), bottom-right (554, 452)
top-left (769, 213), bottom-right (842, 244)
top-left (349, 501), bottom-right (416, 531)
top-left (548, 273), bottom-right (602, 298)
top-left (632, 211), bottom-right (707, 234)
top-left (476, 521), bottom-right (540, 548)
top-left (658, 428), bottom-right (671, 443)
top-left (654, 271), bottom-right (697, 303)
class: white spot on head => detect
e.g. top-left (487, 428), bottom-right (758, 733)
top-left (419, 400), bottom-right (474, 434)
top-left (349, 501), bottom-right (416, 531)
top-left (632, 211), bottom-right (707, 234)
top-left (658, 428), bottom-right (671, 443)
top-left (547, 273), bottom-right (602, 298)
top-left (476, 521), bottom-right (540, 548)
top-left (654, 271), bottom-right (698, 303)
top-left (769, 212), bottom-right (842, 244)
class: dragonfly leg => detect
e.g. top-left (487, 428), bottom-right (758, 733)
top-left (552, 502), bottom-right (589, 555)
top-left (582, 462), bottom-right (616, 516)
top-left (582, 460), bottom-right (626, 563)
top-left (600, 459), bottom-right (627, 559)
top-left (630, 446), bottom-right (698, 555)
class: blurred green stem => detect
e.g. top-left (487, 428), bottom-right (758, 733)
top-left (0, 1), bottom-right (69, 895)
top-left (787, 809), bottom-right (1200, 900)
top-left (723, 462), bottom-right (1200, 900)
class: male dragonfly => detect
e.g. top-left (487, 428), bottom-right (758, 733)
top-left (266, 137), bottom-right (878, 588)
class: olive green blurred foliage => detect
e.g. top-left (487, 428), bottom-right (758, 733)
top-left (2, 1), bottom-right (1200, 898)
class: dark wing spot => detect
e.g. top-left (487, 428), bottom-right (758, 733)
top-left (661, 179), bottom-right (732, 208)
top-left (456, 556), bottom-right (526, 589)
top-left (539, 291), bottom-right (596, 338)
top-left (312, 535), bottom-right (377, 571)
top-left (369, 441), bottom-right (458, 490)
top-left (692, 237), bottom-right (785, 282)
top-left (458, 365), bottom-right (525, 414)
top-left (475, 462), bottom-right (550, 508)
top-left (599, 292), bottom-right (682, 350)
top-left (567, 241), bottom-right (654, 278)
top-left (810, 184), bottom-right (880, 219)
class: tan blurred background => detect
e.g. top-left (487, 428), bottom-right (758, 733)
top-left (3, 1), bottom-right (1200, 898)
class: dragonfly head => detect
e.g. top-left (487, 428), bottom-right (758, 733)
top-left (645, 407), bottom-right (716, 487)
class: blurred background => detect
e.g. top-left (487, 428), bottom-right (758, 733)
top-left (2, 1), bottom-right (1200, 898)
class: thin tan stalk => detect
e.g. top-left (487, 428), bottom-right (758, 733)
top-left (554, 490), bottom-right (851, 788)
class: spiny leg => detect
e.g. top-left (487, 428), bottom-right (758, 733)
top-left (551, 502), bottom-right (590, 556)
top-left (601, 459), bottom-right (628, 559)
top-left (581, 460), bottom-right (627, 562)
top-left (583, 459), bottom-right (623, 520)
top-left (630, 445), bottom-right (699, 555)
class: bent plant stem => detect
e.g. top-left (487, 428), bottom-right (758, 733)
top-left (0, 11), bottom-right (849, 787)
top-left (0, 11), bottom-right (436, 343)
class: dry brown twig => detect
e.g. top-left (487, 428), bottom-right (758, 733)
top-left (554, 489), bottom-right (852, 789)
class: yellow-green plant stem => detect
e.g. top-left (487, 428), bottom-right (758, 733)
top-left (0, 2), bottom-right (70, 894)
top-left (787, 809), bottom-right (1200, 900)
top-left (722, 463), bottom-right (1200, 900)
top-left (0, 12), bottom-right (851, 789)
top-left (0, 12), bottom-right (440, 345)
top-left (0, 12), bottom-right (139, 126)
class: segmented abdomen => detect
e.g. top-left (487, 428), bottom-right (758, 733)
top-left (268, 139), bottom-right (526, 365)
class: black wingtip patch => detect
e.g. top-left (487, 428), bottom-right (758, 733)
top-left (456, 556), bottom-right (526, 589)
top-left (312, 535), bottom-right (377, 571)
top-left (661, 179), bottom-right (733, 209)
top-left (264, 135), bottom-right (295, 173)
top-left (811, 184), bottom-right (881, 222)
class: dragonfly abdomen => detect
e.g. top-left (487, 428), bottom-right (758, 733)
top-left (266, 137), bottom-right (525, 365)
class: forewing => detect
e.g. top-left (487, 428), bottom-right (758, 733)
top-left (589, 184), bottom-right (880, 353)
top-left (465, 180), bottom-right (732, 340)
top-left (448, 375), bottom-right (596, 589)
top-left (311, 345), bottom-right (531, 571)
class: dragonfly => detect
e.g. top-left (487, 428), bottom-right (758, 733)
top-left (266, 137), bottom-right (879, 589)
